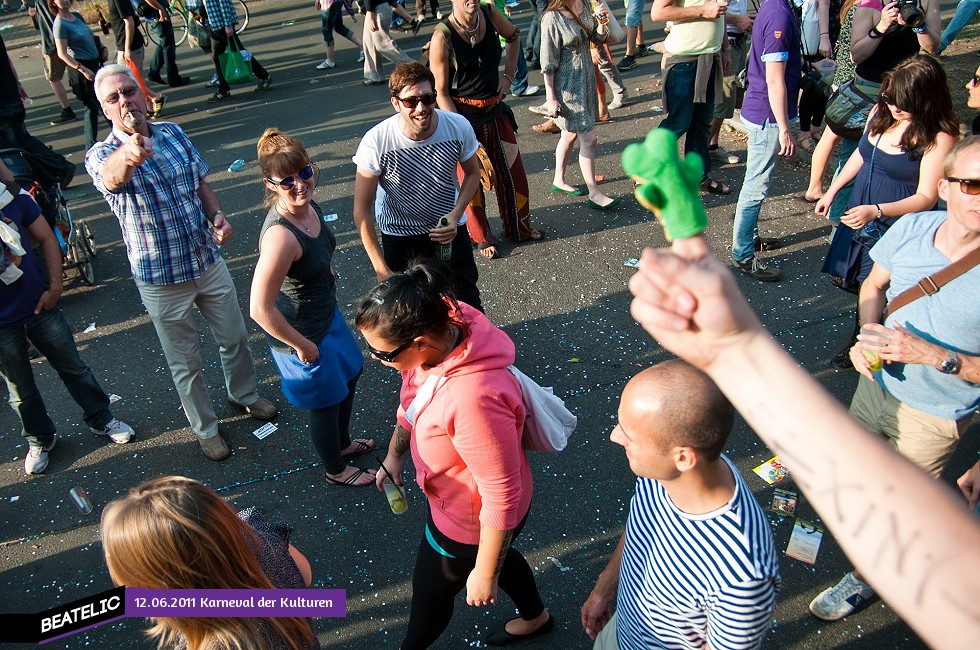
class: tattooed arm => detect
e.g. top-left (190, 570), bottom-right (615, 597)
top-left (375, 423), bottom-right (412, 492)
top-left (466, 526), bottom-right (515, 606)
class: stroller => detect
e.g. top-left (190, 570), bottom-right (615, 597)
top-left (0, 148), bottom-right (96, 286)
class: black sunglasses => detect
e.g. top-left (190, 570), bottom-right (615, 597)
top-left (265, 165), bottom-right (315, 190)
top-left (946, 177), bottom-right (980, 195)
top-left (971, 74), bottom-right (980, 88)
top-left (394, 93), bottom-right (437, 108)
top-left (367, 339), bottom-right (415, 363)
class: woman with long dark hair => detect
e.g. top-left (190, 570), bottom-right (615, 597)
top-left (816, 55), bottom-right (959, 367)
top-left (356, 260), bottom-right (552, 648)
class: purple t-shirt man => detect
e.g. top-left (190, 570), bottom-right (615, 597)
top-left (740, 0), bottom-right (801, 126)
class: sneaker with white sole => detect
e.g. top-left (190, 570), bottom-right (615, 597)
top-left (90, 418), bottom-right (135, 444)
top-left (709, 146), bottom-right (741, 164)
top-left (206, 74), bottom-right (219, 88)
top-left (357, 50), bottom-right (365, 63)
top-left (516, 85), bottom-right (541, 97)
top-left (809, 572), bottom-right (876, 621)
top-left (316, 59), bottom-right (336, 70)
top-left (529, 102), bottom-right (550, 115)
top-left (607, 93), bottom-right (628, 110)
top-left (734, 256), bottom-right (781, 282)
top-left (25, 435), bottom-right (58, 475)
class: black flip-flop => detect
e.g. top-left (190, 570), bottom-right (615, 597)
top-left (341, 439), bottom-right (375, 459)
top-left (324, 468), bottom-right (374, 487)
top-left (700, 179), bottom-right (731, 195)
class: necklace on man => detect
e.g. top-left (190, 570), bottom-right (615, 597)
top-left (452, 10), bottom-right (481, 46)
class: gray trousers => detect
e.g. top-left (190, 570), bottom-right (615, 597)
top-left (136, 257), bottom-right (258, 439)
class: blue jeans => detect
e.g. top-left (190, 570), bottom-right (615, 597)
top-left (660, 59), bottom-right (715, 181)
top-left (511, 48), bottom-right (530, 94)
top-left (732, 121), bottom-right (782, 262)
top-left (941, 0), bottom-right (980, 51)
top-left (148, 18), bottom-right (181, 84)
top-left (0, 308), bottom-right (112, 447)
top-left (625, 0), bottom-right (646, 27)
top-left (524, 0), bottom-right (547, 64)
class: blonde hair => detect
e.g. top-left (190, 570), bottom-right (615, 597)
top-left (256, 128), bottom-right (311, 207)
top-left (101, 477), bottom-right (315, 650)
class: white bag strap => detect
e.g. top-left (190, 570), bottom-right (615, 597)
top-left (404, 374), bottom-right (447, 427)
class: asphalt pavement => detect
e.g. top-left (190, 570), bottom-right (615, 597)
top-left (1, 2), bottom-right (977, 648)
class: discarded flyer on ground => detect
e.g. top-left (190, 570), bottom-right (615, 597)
top-left (108, 394), bottom-right (122, 404)
top-left (323, 213), bottom-right (339, 222)
top-left (785, 518), bottom-right (823, 565)
top-left (753, 456), bottom-right (789, 485)
top-left (770, 488), bottom-right (798, 517)
top-left (253, 423), bottom-right (278, 440)
top-left (624, 257), bottom-right (640, 268)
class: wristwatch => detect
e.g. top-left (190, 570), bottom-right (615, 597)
top-left (937, 350), bottom-right (961, 375)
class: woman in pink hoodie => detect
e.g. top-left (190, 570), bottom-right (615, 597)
top-left (355, 260), bottom-right (553, 648)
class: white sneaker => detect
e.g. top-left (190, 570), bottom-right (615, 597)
top-left (517, 85), bottom-right (541, 97)
top-left (25, 435), bottom-right (58, 475)
top-left (529, 102), bottom-right (550, 115)
top-left (90, 418), bottom-right (134, 444)
top-left (357, 50), bottom-right (365, 63)
top-left (436, 10), bottom-right (443, 19)
top-left (316, 59), bottom-right (336, 70)
top-left (607, 93), bottom-right (628, 110)
top-left (809, 572), bottom-right (876, 621)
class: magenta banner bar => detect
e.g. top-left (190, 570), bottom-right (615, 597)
top-left (125, 588), bottom-right (347, 618)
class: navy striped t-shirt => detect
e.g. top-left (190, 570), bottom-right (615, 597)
top-left (352, 110), bottom-right (478, 237)
top-left (617, 456), bottom-right (780, 649)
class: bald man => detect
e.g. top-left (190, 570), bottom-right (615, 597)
top-left (580, 360), bottom-right (780, 650)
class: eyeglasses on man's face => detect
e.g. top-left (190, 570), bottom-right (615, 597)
top-left (946, 177), bottom-right (980, 195)
top-left (394, 93), bottom-right (437, 109)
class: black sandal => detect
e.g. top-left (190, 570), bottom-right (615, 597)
top-left (700, 178), bottom-right (731, 195)
top-left (324, 468), bottom-right (374, 487)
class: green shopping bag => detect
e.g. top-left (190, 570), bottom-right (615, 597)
top-left (219, 38), bottom-right (253, 85)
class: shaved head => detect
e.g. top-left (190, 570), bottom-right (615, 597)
top-left (621, 360), bottom-right (734, 460)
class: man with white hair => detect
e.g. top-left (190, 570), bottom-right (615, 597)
top-left (84, 64), bottom-right (276, 461)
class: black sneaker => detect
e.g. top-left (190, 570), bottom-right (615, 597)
top-left (50, 107), bottom-right (77, 125)
top-left (734, 256), bottom-right (781, 282)
top-left (829, 341), bottom-right (855, 369)
top-left (208, 91), bottom-right (231, 102)
top-left (754, 237), bottom-right (782, 252)
top-left (635, 43), bottom-right (651, 58)
top-left (617, 55), bottom-right (637, 72)
top-left (255, 76), bottom-right (272, 91)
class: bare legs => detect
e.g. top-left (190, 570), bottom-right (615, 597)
top-left (806, 125), bottom-right (840, 202)
top-left (552, 129), bottom-right (614, 206)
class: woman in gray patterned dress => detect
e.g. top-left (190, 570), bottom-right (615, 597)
top-left (540, 0), bottom-right (620, 209)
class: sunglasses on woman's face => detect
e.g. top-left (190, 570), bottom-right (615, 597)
top-left (367, 340), bottom-right (414, 363)
top-left (265, 165), bottom-right (315, 190)
top-left (970, 74), bottom-right (980, 88)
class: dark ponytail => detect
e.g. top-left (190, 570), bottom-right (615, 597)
top-left (355, 259), bottom-right (461, 345)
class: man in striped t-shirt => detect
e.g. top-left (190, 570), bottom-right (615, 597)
top-left (353, 62), bottom-right (484, 311)
top-left (581, 360), bottom-right (780, 649)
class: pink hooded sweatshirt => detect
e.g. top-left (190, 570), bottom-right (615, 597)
top-left (396, 302), bottom-right (533, 545)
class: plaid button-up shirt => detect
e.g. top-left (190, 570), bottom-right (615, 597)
top-left (86, 122), bottom-right (220, 286)
top-left (203, 0), bottom-right (239, 30)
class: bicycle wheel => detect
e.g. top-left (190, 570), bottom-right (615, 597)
top-left (143, 22), bottom-right (158, 46)
top-left (71, 240), bottom-right (96, 286)
top-left (79, 220), bottom-right (97, 258)
top-left (235, 0), bottom-right (249, 34)
top-left (172, 11), bottom-right (189, 46)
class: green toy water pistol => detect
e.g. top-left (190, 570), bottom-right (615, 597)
top-left (622, 129), bottom-right (708, 241)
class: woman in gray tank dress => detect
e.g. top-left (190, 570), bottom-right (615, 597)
top-left (250, 129), bottom-right (376, 487)
top-left (540, 0), bottom-right (619, 209)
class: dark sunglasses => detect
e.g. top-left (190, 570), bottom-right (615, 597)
top-left (103, 86), bottom-right (140, 105)
top-left (879, 94), bottom-right (906, 110)
top-left (394, 93), bottom-right (437, 108)
top-left (971, 74), bottom-right (980, 88)
top-left (367, 339), bottom-right (415, 363)
top-left (265, 165), bottom-right (315, 189)
top-left (946, 177), bottom-right (980, 195)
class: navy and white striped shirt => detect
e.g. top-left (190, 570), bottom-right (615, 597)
top-left (86, 122), bottom-right (219, 286)
top-left (352, 110), bottom-right (478, 237)
top-left (617, 456), bottom-right (780, 649)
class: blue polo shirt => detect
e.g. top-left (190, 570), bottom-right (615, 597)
top-left (740, 0), bottom-right (801, 127)
top-left (0, 194), bottom-right (46, 328)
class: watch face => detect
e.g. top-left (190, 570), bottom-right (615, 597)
top-left (939, 354), bottom-right (960, 374)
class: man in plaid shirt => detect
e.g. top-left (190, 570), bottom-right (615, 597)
top-left (203, 0), bottom-right (271, 102)
top-left (85, 64), bottom-right (277, 462)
